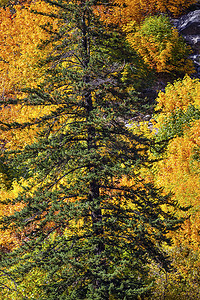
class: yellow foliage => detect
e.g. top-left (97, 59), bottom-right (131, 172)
top-left (0, 2), bottom-right (58, 98)
top-left (156, 75), bottom-right (200, 125)
top-left (125, 18), bottom-right (194, 75)
top-left (155, 121), bottom-right (200, 249)
top-left (95, 0), bottom-right (197, 26)
top-left (154, 77), bottom-right (200, 250)
top-left (0, 104), bottom-right (58, 151)
top-left (0, 181), bottom-right (24, 252)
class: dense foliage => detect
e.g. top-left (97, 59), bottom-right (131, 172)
top-left (125, 15), bottom-right (194, 76)
top-left (0, 0), bottom-right (199, 299)
top-left (95, 0), bottom-right (197, 26)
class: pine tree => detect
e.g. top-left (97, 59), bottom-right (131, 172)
top-left (0, 1), bottom-right (183, 299)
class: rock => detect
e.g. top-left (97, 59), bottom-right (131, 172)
top-left (173, 10), bottom-right (200, 50)
top-left (172, 10), bottom-right (200, 78)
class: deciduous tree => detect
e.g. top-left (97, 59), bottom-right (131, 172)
top-left (95, 0), bottom-right (197, 26)
top-left (125, 15), bottom-right (194, 76)
top-left (0, 1), bottom-right (57, 99)
top-left (154, 76), bottom-right (200, 249)
top-left (150, 76), bottom-right (200, 299)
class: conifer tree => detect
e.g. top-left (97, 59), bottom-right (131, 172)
top-left (0, 0), bottom-right (183, 299)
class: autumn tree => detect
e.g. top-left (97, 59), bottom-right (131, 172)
top-left (154, 75), bottom-right (200, 246)
top-left (95, 0), bottom-right (197, 27)
top-left (0, 2), bottom-right (58, 99)
top-left (0, 0), bottom-right (183, 299)
top-left (149, 75), bottom-right (200, 299)
top-left (125, 15), bottom-right (194, 77)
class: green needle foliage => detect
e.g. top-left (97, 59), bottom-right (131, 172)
top-left (0, 0), bottom-right (183, 299)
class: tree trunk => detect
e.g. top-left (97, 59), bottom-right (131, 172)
top-left (81, 0), bottom-right (105, 290)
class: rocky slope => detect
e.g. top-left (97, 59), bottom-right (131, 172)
top-left (173, 9), bottom-right (200, 78)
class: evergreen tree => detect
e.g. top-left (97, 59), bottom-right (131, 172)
top-left (0, 0), bottom-right (182, 299)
